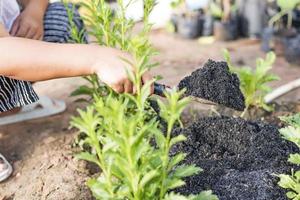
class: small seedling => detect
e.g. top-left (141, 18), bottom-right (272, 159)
top-left (278, 114), bottom-right (300, 200)
top-left (223, 49), bottom-right (280, 117)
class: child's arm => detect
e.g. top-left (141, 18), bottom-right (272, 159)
top-left (11, 0), bottom-right (49, 39)
top-left (0, 36), bottom-right (152, 93)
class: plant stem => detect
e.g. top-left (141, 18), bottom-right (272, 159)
top-left (159, 118), bottom-right (175, 199)
top-left (91, 129), bottom-right (115, 197)
top-left (269, 10), bottom-right (289, 28)
top-left (240, 106), bottom-right (249, 119)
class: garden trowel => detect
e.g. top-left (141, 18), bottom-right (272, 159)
top-left (153, 82), bottom-right (217, 106)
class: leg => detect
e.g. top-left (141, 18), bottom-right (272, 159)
top-left (43, 2), bottom-right (87, 44)
top-left (0, 76), bottom-right (39, 113)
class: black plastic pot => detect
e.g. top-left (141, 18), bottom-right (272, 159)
top-left (213, 19), bottom-right (238, 41)
top-left (262, 28), bottom-right (287, 56)
top-left (202, 14), bottom-right (214, 36)
top-left (176, 13), bottom-right (204, 39)
top-left (261, 27), bottom-right (274, 52)
top-left (292, 9), bottom-right (300, 28)
top-left (261, 27), bottom-right (300, 59)
top-left (283, 34), bottom-right (300, 65)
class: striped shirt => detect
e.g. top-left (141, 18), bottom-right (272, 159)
top-left (0, 2), bottom-right (86, 112)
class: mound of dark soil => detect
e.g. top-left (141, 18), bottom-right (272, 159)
top-left (173, 116), bottom-right (298, 200)
top-left (178, 60), bottom-right (245, 111)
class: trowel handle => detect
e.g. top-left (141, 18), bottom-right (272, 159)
top-left (154, 82), bottom-right (171, 97)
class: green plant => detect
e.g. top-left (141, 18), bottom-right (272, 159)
top-left (208, 0), bottom-right (237, 22)
top-left (69, 0), bottom-right (218, 199)
top-left (65, 2), bottom-right (87, 44)
top-left (269, 0), bottom-right (300, 29)
top-left (278, 113), bottom-right (300, 200)
top-left (223, 50), bottom-right (280, 116)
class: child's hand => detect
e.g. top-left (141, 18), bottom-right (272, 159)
top-left (93, 50), bottom-right (154, 94)
top-left (10, 3), bottom-right (44, 40)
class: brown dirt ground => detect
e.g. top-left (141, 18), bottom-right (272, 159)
top-left (1, 30), bottom-right (300, 200)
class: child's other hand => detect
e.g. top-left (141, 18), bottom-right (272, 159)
top-left (93, 49), bottom-right (154, 94)
top-left (10, 3), bottom-right (44, 40)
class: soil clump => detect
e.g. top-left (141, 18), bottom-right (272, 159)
top-left (178, 60), bottom-right (245, 111)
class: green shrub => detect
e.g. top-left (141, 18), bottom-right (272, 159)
top-left (223, 50), bottom-right (280, 117)
top-left (68, 0), bottom-right (218, 199)
top-left (278, 114), bottom-right (300, 200)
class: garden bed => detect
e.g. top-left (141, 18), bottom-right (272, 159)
top-left (172, 116), bottom-right (297, 200)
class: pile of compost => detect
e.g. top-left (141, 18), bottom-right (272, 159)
top-left (172, 116), bottom-right (298, 200)
top-left (178, 60), bottom-right (245, 111)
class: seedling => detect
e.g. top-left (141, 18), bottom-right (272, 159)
top-left (68, 0), bottom-right (218, 199)
top-left (278, 114), bottom-right (300, 200)
top-left (223, 50), bottom-right (280, 117)
top-left (269, 0), bottom-right (300, 29)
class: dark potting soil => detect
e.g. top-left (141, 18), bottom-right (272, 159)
top-left (172, 116), bottom-right (298, 200)
top-left (178, 60), bottom-right (245, 111)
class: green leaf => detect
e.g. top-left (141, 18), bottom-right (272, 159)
top-left (192, 190), bottom-right (219, 200)
top-left (278, 174), bottom-right (296, 189)
top-left (280, 114), bottom-right (300, 129)
top-left (164, 192), bottom-right (189, 200)
top-left (289, 154), bottom-right (300, 165)
top-left (165, 178), bottom-right (186, 190)
top-left (87, 178), bottom-right (112, 199)
top-left (172, 165), bottom-right (202, 178)
top-left (294, 171), bottom-right (300, 181)
top-left (71, 85), bottom-right (94, 97)
top-left (280, 126), bottom-right (300, 148)
top-left (168, 153), bottom-right (186, 170)
top-left (170, 134), bottom-right (187, 147)
top-left (139, 170), bottom-right (160, 188)
top-left (277, 0), bottom-right (300, 10)
top-left (286, 191), bottom-right (297, 199)
top-left (75, 152), bottom-right (100, 165)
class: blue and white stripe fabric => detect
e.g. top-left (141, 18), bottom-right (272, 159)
top-left (0, 2), bottom-right (86, 113)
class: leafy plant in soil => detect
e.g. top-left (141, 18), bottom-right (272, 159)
top-left (278, 113), bottom-right (300, 200)
top-left (224, 50), bottom-right (280, 117)
top-left (69, 0), bottom-right (218, 199)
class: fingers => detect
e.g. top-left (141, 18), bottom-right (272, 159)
top-left (112, 83), bottom-right (124, 94)
top-left (142, 73), bottom-right (154, 94)
top-left (112, 80), bottom-right (134, 94)
top-left (10, 15), bottom-right (43, 40)
top-left (111, 74), bottom-right (153, 95)
top-left (37, 32), bottom-right (44, 41)
top-left (32, 30), bottom-right (43, 40)
top-left (25, 28), bottom-right (36, 39)
top-left (10, 17), bottom-right (20, 36)
top-left (124, 80), bottom-right (133, 94)
top-left (16, 24), bottom-right (30, 38)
